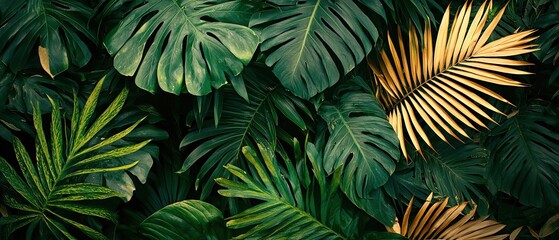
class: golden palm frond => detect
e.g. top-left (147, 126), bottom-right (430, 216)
top-left (370, 1), bottom-right (539, 159)
top-left (387, 193), bottom-right (508, 240)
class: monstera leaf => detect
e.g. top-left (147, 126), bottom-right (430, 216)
top-left (250, 0), bottom-right (379, 99)
top-left (318, 77), bottom-right (400, 225)
top-left (0, 0), bottom-right (95, 76)
top-left (487, 101), bottom-right (559, 207)
top-left (104, 0), bottom-right (260, 95)
top-left (8, 74), bottom-right (77, 114)
top-left (370, 1), bottom-right (538, 158)
top-left (0, 63), bottom-right (34, 142)
top-left (0, 77), bottom-right (150, 238)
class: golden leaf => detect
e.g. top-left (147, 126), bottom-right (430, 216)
top-left (388, 193), bottom-right (508, 240)
top-left (370, 1), bottom-right (539, 159)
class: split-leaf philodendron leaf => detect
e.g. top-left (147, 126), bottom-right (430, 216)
top-left (105, 0), bottom-right (260, 96)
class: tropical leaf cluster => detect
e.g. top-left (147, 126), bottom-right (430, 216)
top-left (1, 0), bottom-right (559, 239)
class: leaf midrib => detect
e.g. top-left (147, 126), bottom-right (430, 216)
top-left (171, 0), bottom-right (201, 35)
top-left (425, 149), bottom-right (475, 193)
top-left (258, 187), bottom-right (346, 239)
top-left (291, 0), bottom-right (321, 81)
top-left (511, 116), bottom-right (536, 165)
top-left (277, 197), bottom-right (346, 239)
top-left (334, 107), bottom-right (365, 161)
top-left (236, 87), bottom-right (276, 160)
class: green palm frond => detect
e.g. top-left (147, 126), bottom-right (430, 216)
top-left (383, 160), bottom-right (431, 207)
top-left (0, 77), bottom-right (150, 239)
top-left (216, 143), bottom-right (345, 239)
top-left (370, 0), bottom-right (539, 158)
top-left (250, 0), bottom-right (379, 99)
top-left (412, 139), bottom-right (489, 206)
top-left (388, 193), bottom-right (508, 240)
top-left (178, 64), bottom-right (310, 199)
top-left (83, 106), bottom-right (167, 201)
top-left (486, 101), bottom-right (559, 207)
top-left (0, 0), bottom-right (95, 76)
top-left (104, 0), bottom-right (260, 95)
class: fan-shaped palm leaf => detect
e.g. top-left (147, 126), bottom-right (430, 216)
top-left (370, 1), bottom-right (539, 158)
top-left (250, 0), bottom-right (379, 99)
top-left (216, 143), bottom-right (345, 239)
top-left (486, 101), bottom-right (559, 207)
top-left (387, 193), bottom-right (508, 240)
top-left (178, 64), bottom-right (310, 199)
top-left (104, 0), bottom-right (260, 95)
top-left (0, 77), bottom-right (150, 239)
top-left (0, 0), bottom-right (95, 77)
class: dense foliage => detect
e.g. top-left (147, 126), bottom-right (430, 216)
top-left (1, 0), bottom-right (558, 239)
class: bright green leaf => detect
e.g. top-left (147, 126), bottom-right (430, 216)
top-left (104, 0), bottom-right (259, 95)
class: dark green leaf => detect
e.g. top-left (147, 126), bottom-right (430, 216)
top-left (318, 80), bottom-right (399, 225)
top-left (414, 142), bottom-right (489, 206)
top-left (179, 65), bottom-right (309, 199)
top-left (51, 211), bottom-right (108, 240)
top-left (487, 102), bottom-right (559, 207)
top-left (0, 0), bottom-right (94, 74)
top-left (48, 202), bottom-right (117, 222)
top-left (50, 183), bottom-right (120, 201)
top-left (13, 138), bottom-right (47, 201)
top-left (0, 157), bottom-right (40, 208)
top-left (84, 148), bottom-right (155, 201)
top-left (8, 75), bottom-right (77, 114)
top-left (140, 200), bottom-right (225, 240)
top-left (250, 0), bottom-right (378, 99)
